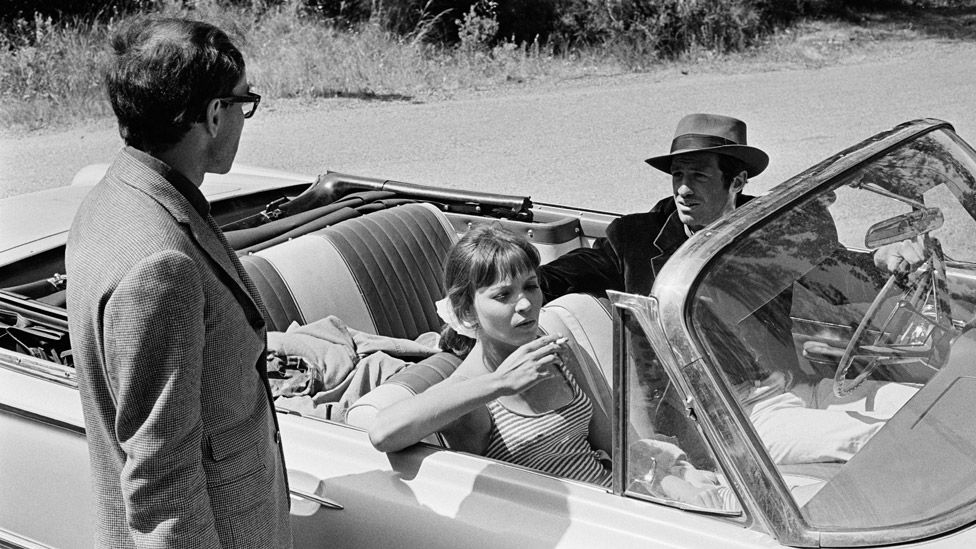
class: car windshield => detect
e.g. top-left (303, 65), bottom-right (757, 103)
top-left (688, 127), bottom-right (976, 531)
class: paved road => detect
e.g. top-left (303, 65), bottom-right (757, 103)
top-left (3, 41), bottom-right (976, 214)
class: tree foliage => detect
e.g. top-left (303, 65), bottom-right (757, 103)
top-left (0, 0), bottom-right (952, 55)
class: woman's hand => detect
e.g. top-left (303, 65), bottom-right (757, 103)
top-left (491, 334), bottom-right (567, 395)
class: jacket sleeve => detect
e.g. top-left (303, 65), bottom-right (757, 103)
top-left (103, 250), bottom-right (222, 549)
top-left (538, 233), bottom-right (626, 303)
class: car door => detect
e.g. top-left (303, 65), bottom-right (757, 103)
top-left (0, 352), bottom-right (94, 549)
top-left (279, 413), bottom-right (774, 549)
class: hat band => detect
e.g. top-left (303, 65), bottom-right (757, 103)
top-left (670, 133), bottom-right (738, 152)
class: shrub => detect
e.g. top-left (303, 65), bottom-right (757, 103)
top-left (457, 0), bottom-right (500, 51)
top-left (0, 0), bottom-right (942, 132)
top-left (301, 0), bottom-right (476, 41)
top-left (549, 0), bottom-right (770, 57)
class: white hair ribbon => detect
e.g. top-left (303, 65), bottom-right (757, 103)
top-left (435, 297), bottom-right (478, 338)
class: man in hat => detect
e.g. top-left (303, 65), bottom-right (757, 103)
top-left (535, 113), bottom-right (773, 452)
top-left (538, 114), bottom-right (921, 466)
top-left (539, 113), bottom-right (767, 300)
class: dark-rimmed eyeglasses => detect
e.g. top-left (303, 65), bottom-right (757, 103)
top-left (216, 91), bottom-right (261, 119)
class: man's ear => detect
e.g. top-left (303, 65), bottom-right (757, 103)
top-left (204, 99), bottom-right (222, 138)
top-left (731, 170), bottom-right (748, 194)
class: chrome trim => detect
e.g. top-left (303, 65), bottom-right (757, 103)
top-left (609, 292), bottom-right (755, 522)
top-left (290, 488), bottom-right (344, 510)
top-left (0, 402), bottom-right (85, 435)
top-left (0, 527), bottom-right (52, 549)
top-left (610, 298), bottom-right (627, 496)
top-left (0, 291), bottom-right (69, 330)
top-left (0, 348), bottom-right (77, 389)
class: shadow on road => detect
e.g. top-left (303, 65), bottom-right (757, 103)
top-left (309, 89), bottom-right (417, 103)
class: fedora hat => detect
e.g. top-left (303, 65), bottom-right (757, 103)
top-left (645, 113), bottom-right (769, 178)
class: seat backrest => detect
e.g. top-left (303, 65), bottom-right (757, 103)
top-left (538, 293), bottom-right (614, 455)
top-left (240, 203), bottom-right (458, 337)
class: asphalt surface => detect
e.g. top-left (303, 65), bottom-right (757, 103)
top-left (3, 40), bottom-right (976, 215)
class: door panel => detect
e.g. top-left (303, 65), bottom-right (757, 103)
top-left (0, 365), bottom-right (92, 549)
top-left (278, 415), bottom-right (768, 549)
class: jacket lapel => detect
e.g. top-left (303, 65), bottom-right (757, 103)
top-left (647, 193), bottom-right (756, 277)
top-left (114, 151), bottom-right (266, 330)
top-left (649, 210), bottom-right (688, 278)
top-left (187, 214), bottom-right (267, 330)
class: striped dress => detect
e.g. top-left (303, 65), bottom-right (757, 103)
top-left (483, 365), bottom-right (612, 487)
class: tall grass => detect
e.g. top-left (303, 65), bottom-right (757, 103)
top-left (0, 14), bottom-right (113, 130)
top-left (0, 0), bottom-right (628, 132)
top-left (0, 0), bottom-right (943, 133)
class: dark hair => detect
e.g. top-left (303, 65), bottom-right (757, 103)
top-left (105, 17), bottom-right (245, 151)
top-left (439, 224), bottom-right (541, 356)
top-left (717, 154), bottom-right (748, 188)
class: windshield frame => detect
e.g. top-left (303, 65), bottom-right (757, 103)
top-left (642, 119), bottom-right (975, 547)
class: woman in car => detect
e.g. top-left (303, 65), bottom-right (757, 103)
top-left (368, 224), bottom-right (612, 486)
top-left (368, 225), bottom-right (738, 511)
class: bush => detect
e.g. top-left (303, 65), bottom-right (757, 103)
top-left (0, 0), bottom-right (945, 131)
top-left (550, 0), bottom-right (775, 57)
top-left (301, 0), bottom-right (477, 41)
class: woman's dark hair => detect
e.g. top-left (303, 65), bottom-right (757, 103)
top-left (439, 224), bottom-right (541, 356)
top-left (105, 17), bottom-right (245, 151)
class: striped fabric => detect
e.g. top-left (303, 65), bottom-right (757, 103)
top-left (483, 366), bottom-right (611, 487)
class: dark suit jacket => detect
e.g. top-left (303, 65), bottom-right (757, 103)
top-left (66, 148), bottom-right (291, 548)
top-left (540, 192), bottom-right (847, 389)
top-left (540, 194), bottom-right (755, 302)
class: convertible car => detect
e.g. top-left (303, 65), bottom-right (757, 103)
top-left (2, 118), bottom-right (976, 548)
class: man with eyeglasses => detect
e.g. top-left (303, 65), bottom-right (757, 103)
top-left (66, 17), bottom-right (291, 549)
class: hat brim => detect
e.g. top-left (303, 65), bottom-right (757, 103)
top-left (645, 144), bottom-right (769, 178)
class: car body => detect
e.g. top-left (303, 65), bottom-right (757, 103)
top-left (2, 118), bottom-right (976, 548)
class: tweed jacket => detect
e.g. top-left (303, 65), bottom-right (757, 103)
top-left (539, 194), bottom-right (756, 302)
top-left (66, 148), bottom-right (291, 549)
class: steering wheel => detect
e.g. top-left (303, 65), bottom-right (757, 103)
top-left (833, 236), bottom-right (956, 397)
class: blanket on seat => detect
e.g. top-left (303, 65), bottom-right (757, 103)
top-left (266, 315), bottom-right (441, 421)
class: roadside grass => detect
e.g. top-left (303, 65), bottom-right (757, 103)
top-left (2, 0), bottom-right (975, 135)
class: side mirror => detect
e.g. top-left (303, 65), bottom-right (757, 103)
top-left (864, 207), bottom-right (943, 249)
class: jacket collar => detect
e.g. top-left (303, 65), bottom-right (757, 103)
top-left (648, 193), bottom-right (756, 278)
top-left (113, 148), bottom-right (266, 330)
top-left (649, 209), bottom-right (688, 278)
top-left (125, 146), bottom-right (209, 217)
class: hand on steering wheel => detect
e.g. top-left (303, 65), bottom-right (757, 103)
top-left (834, 235), bottom-right (955, 397)
top-left (873, 239), bottom-right (927, 275)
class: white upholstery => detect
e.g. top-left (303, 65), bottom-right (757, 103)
top-left (253, 233), bottom-right (375, 333)
top-left (538, 293), bottom-right (614, 455)
top-left (539, 293), bottom-right (613, 390)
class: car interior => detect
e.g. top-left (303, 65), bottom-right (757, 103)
top-left (0, 175), bottom-right (622, 483)
top-left (8, 166), bottom-right (973, 506)
top-left (244, 200), bottom-right (615, 454)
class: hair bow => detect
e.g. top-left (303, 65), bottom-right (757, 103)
top-left (435, 297), bottom-right (477, 338)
